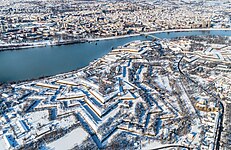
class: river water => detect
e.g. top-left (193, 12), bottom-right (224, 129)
top-left (0, 30), bottom-right (230, 82)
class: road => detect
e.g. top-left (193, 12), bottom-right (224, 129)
top-left (151, 144), bottom-right (191, 150)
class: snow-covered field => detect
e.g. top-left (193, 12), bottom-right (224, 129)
top-left (0, 138), bottom-right (7, 150)
top-left (46, 128), bottom-right (88, 150)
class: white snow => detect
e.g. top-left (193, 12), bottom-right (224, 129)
top-left (178, 81), bottom-right (196, 114)
top-left (0, 138), bottom-right (7, 150)
top-left (47, 128), bottom-right (88, 150)
top-left (143, 141), bottom-right (163, 149)
top-left (162, 76), bottom-right (172, 92)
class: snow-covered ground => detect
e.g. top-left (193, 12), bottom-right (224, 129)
top-left (0, 138), bottom-right (7, 150)
top-left (46, 128), bottom-right (88, 150)
top-left (142, 141), bottom-right (163, 150)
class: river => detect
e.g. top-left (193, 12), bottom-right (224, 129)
top-left (0, 30), bottom-right (230, 83)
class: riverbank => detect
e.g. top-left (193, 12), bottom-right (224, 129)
top-left (0, 39), bottom-right (86, 52)
top-left (86, 28), bottom-right (231, 42)
top-left (1, 28), bottom-right (230, 51)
